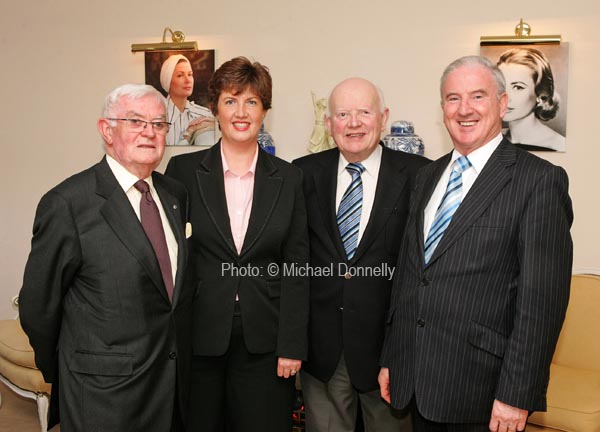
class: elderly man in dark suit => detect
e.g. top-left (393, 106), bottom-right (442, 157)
top-left (293, 77), bottom-right (429, 432)
top-left (19, 84), bottom-right (191, 432)
top-left (379, 56), bottom-right (573, 432)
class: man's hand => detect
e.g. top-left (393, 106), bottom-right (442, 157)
top-left (489, 399), bottom-right (528, 432)
top-left (277, 357), bottom-right (301, 379)
top-left (378, 367), bottom-right (391, 403)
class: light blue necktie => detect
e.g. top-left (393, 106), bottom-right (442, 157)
top-left (424, 156), bottom-right (472, 264)
top-left (337, 162), bottom-right (365, 260)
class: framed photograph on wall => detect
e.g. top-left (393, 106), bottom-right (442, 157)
top-left (145, 50), bottom-right (216, 146)
top-left (480, 43), bottom-right (569, 152)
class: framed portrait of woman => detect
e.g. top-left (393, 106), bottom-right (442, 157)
top-left (145, 50), bottom-right (217, 146)
top-left (480, 43), bottom-right (569, 152)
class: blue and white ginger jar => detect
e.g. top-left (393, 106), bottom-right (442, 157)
top-left (383, 120), bottom-right (424, 156)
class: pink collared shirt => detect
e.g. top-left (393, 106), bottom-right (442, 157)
top-left (222, 145), bottom-right (259, 254)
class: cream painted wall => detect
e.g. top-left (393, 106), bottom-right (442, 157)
top-left (2, 0), bottom-right (599, 318)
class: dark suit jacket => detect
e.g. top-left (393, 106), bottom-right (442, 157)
top-left (381, 140), bottom-right (573, 422)
top-left (293, 145), bottom-right (430, 391)
top-left (165, 142), bottom-right (309, 359)
top-left (19, 157), bottom-right (192, 431)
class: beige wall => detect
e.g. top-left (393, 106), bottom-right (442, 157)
top-left (2, 0), bottom-right (599, 318)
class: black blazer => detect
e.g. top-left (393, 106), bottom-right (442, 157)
top-left (165, 142), bottom-right (309, 360)
top-left (381, 140), bottom-right (573, 422)
top-left (293, 145), bottom-right (430, 391)
top-left (19, 157), bottom-right (192, 431)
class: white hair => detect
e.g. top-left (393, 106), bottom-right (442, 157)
top-left (102, 84), bottom-right (167, 121)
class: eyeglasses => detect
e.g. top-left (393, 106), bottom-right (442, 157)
top-left (107, 118), bottom-right (171, 135)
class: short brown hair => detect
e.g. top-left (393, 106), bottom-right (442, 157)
top-left (208, 56), bottom-right (272, 115)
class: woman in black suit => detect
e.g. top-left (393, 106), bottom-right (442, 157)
top-left (165, 57), bottom-right (309, 432)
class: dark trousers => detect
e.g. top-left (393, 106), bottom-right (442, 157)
top-left (187, 313), bottom-right (296, 432)
top-left (411, 398), bottom-right (489, 432)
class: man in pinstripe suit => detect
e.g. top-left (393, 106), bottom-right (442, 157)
top-left (378, 56), bottom-right (573, 432)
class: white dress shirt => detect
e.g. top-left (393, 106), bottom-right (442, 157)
top-left (106, 155), bottom-right (178, 285)
top-left (423, 134), bottom-right (503, 240)
top-left (335, 145), bottom-right (382, 246)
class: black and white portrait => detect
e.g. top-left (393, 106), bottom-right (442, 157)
top-left (481, 44), bottom-right (569, 152)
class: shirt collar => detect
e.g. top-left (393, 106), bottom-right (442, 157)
top-left (337, 143), bottom-right (382, 178)
top-left (106, 155), bottom-right (154, 192)
top-left (221, 144), bottom-right (259, 177)
top-left (451, 133), bottom-right (503, 174)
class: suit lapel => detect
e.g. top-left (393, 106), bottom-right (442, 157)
top-left (194, 142), bottom-right (238, 257)
top-left (96, 158), bottom-right (167, 299)
top-left (153, 174), bottom-right (187, 304)
top-left (240, 149), bottom-right (282, 256)
top-left (313, 149), bottom-right (347, 260)
top-left (427, 141), bottom-right (516, 266)
top-left (352, 146), bottom-right (409, 262)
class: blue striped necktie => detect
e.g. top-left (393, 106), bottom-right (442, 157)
top-left (337, 162), bottom-right (365, 260)
top-left (424, 155), bottom-right (471, 264)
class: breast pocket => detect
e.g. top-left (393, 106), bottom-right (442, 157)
top-left (471, 206), bottom-right (513, 229)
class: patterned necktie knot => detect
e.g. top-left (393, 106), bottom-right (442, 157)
top-left (453, 155), bottom-right (471, 175)
top-left (346, 162), bottom-right (365, 178)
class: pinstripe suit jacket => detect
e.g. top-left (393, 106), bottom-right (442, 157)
top-left (381, 140), bottom-right (573, 423)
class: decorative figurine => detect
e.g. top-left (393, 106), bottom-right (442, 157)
top-left (308, 92), bottom-right (336, 153)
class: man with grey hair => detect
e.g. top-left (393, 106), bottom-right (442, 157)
top-left (379, 56), bottom-right (573, 431)
top-left (293, 77), bottom-right (429, 431)
top-left (20, 84), bottom-right (191, 431)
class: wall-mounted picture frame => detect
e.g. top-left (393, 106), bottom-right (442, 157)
top-left (145, 50), bottom-right (216, 146)
top-left (480, 43), bottom-right (569, 152)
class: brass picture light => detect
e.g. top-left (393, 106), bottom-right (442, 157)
top-left (131, 27), bottom-right (198, 52)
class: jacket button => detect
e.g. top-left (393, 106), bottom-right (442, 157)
top-left (421, 278), bottom-right (429, 286)
top-left (417, 319), bottom-right (425, 327)
top-left (344, 272), bottom-right (352, 280)
top-left (169, 351), bottom-right (177, 360)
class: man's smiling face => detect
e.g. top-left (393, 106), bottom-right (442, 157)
top-left (326, 78), bottom-right (389, 163)
top-left (441, 64), bottom-right (507, 155)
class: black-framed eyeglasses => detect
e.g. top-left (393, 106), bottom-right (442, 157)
top-left (107, 118), bottom-right (171, 135)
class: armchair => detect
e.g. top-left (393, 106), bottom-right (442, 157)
top-left (0, 296), bottom-right (51, 432)
top-left (527, 274), bottom-right (600, 432)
